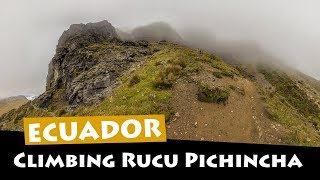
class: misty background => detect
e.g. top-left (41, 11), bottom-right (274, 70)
top-left (0, 0), bottom-right (320, 98)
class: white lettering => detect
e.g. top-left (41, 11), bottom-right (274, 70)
top-left (152, 155), bottom-right (163, 168)
top-left (137, 154), bottom-right (151, 168)
top-left (185, 153), bottom-right (198, 167)
top-left (60, 122), bottom-right (77, 141)
top-left (102, 155), bottom-right (115, 168)
top-left (45, 155), bottom-right (64, 168)
top-left (121, 119), bottom-right (142, 139)
top-left (259, 155), bottom-right (270, 168)
top-left (272, 155), bottom-right (286, 167)
top-left (79, 121), bottom-right (99, 140)
top-left (87, 155), bottom-right (101, 167)
top-left (123, 152), bottom-right (136, 167)
top-left (244, 155), bottom-right (258, 168)
top-left (29, 124), bottom-right (41, 142)
top-left (66, 155), bottom-right (77, 167)
top-left (288, 154), bottom-right (303, 168)
top-left (144, 119), bottom-right (161, 137)
top-left (101, 121), bottom-right (119, 139)
top-left (164, 155), bottom-right (178, 168)
top-left (14, 152), bottom-right (25, 168)
top-left (206, 155), bottom-right (217, 168)
top-left (219, 155), bottom-right (233, 167)
top-left (43, 123), bottom-right (57, 142)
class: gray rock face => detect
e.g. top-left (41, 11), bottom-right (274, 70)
top-left (57, 20), bottom-right (119, 50)
top-left (42, 20), bottom-right (153, 108)
top-left (46, 20), bottom-right (119, 90)
top-left (67, 62), bottom-right (114, 105)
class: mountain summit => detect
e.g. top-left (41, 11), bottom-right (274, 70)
top-left (57, 20), bottom-right (119, 50)
top-left (38, 20), bottom-right (166, 110)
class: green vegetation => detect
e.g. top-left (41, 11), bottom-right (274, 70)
top-left (0, 102), bottom-right (52, 130)
top-left (196, 53), bottom-right (239, 78)
top-left (213, 70), bottom-right (237, 79)
top-left (35, 89), bottom-right (68, 114)
top-left (261, 89), bottom-right (320, 146)
top-left (128, 74), bottom-right (141, 87)
top-left (153, 64), bottom-right (183, 89)
top-left (212, 61), bottom-right (238, 78)
top-left (168, 58), bottom-right (187, 68)
top-left (260, 68), bottom-right (320, 117)
top-left (56, 107), bottom-right (67, 117)
top-left (197, 85), bottom-right (230, 104)
top-left (257, 67), bottom-right (320, 146)
top-left (212, 71), bottom-right (223, 78)
top-left (153, 58), bottom-right (187, 89)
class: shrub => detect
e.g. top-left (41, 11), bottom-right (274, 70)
top-left (213, 71), bottom-right (235, 78)
top-left (197, 85), bottom-right (230, 104)
top-left (213, 71), bottom-right (223, 79)
top-left (221, 71), bottom-right (235, 78)
top-left (169, 58), bottom-right (187, 68)
top-left (212, 61), bottom-right (239, 78)
top-left (56, 107), bottom-right (67, 117)
top-left (128, 74), bottom-right (140, 87)
top-left (185, 63), bottom-right (201, 73)
top-left (153, 65), bottom-right (182, 89)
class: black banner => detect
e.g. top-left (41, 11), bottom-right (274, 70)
top-left (0, 131), bottom-right (318, 169)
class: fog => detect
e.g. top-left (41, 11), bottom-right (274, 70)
top-left (1, 0), bottom-right (320, 98)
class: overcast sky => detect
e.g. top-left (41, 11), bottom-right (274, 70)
top-left (0, 0), bottom-right (320, 98)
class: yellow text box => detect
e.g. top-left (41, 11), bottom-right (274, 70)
top-left (24, 115), bottom-right (166, 145)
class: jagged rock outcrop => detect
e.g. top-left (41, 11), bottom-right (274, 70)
top-left (41, 20), bottom-right (152, 108)
top-left (46, 20), bottom-right (119, 90)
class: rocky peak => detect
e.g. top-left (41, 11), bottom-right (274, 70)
top-left (57, 20), bottom-right (119, 50)
top-left (39, 20), bottom-right (153, 109)
top-left (46, 20), bottom-right (120, 90)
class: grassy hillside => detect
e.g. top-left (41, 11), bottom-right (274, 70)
top-left (0, 96), bottom-right (28, 116)
top-left (258, 66), bottom-right (320, 146)
top-left (73, 42), bottom-right (238, 119)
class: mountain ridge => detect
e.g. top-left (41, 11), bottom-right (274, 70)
top-left (0, 96), bottom-right (28, 116)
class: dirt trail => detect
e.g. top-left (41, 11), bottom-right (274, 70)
top-left (167, 77), bottom-right (288, 144)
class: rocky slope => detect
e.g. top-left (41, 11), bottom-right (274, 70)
top-left (1, 20), bottom-right (319, 146)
